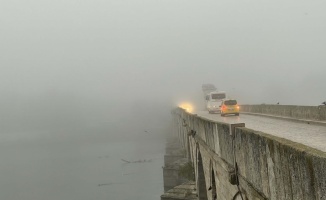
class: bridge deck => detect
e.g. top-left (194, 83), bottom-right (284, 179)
top-left (195, 111), bottom-right (326, 152)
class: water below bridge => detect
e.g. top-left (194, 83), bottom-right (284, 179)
top-left (0, 128), bottom-right (165, 200)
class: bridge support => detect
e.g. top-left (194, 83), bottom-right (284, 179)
top-left (165, 108), bottom-right (326, 199)
top-left (197, 150), bottom-right (208, 200)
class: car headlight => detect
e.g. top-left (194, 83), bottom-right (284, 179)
top-left (179, 102), bottom-right (194, 113)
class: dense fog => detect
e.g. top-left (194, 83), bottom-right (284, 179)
top-left (1, 1), bottom-right (326, 199)
top-left (2, 0), bottom-right (326, 133)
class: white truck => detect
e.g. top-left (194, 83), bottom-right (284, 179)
top-left (202, 84), bottom-right (227, 113)
top-left (206, 91), bottom-right (227, 113)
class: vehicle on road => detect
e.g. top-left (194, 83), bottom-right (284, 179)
top-left (220, 99), bottom-right (240, 116)
top-left (202, 84), bottom-right (217, 110)
top-left (206, 91), bottom-right (226, 113)
top-left (179, 102), bottom-right (194, 113)
top-left (202, 84), bottom-right (217, 99)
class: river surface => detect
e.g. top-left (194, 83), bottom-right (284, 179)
top-left (0, 128), bottom-right (165, 200)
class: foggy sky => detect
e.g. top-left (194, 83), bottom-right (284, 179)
top-left (1, 0), bottom-right (326, 119)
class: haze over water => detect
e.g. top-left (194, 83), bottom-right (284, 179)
top-left (1, 0), bottom-right (326, 199)
top-left (0, 125), bottom-right (166, 200)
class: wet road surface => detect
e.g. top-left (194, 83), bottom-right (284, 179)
top-left (195, 110), bottom-right (326, 152)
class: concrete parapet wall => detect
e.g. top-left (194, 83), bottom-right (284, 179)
top-left (240, 104), bottom-right (326, 121)
top-left (172, 107), bottom-right (326, 199)
top-left (234, 127), bottom-right (326, 200)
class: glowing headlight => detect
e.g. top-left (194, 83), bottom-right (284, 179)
top-left (179, 102), bottom-right (194, 113)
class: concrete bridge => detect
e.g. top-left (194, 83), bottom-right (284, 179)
top-left (161, 105), bottom-right (326, 200)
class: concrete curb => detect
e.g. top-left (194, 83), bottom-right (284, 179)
top-left (241, 112), bottom-right (326, 127)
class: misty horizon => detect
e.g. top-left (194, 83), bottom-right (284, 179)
top-left (1, 0), bottom-right (326, 110)
top-left (1, 1), bottom-right (326, 199)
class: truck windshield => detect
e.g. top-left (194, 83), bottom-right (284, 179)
top-left (212, 93), bottom-right (226, 99)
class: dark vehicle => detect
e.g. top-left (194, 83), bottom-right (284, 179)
top-left (202, 84), bottom-right (217, 98)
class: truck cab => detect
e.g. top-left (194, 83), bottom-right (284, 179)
top-left (206, 91), bottom-right (226, 113)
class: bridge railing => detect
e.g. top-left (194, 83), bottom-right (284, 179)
top-left (173, 107), bottom-right (326, 200)
top-left (240, 104), bottom-right (326, 121)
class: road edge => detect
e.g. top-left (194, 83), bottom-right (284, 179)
top-left (241, 112), bottom-right (326, 127)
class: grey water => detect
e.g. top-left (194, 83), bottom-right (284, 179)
top-left (0, 128), bottom-right (165, 200)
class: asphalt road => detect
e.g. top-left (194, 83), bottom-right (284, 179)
top-left (195, 110), bottom-right (326, 152)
